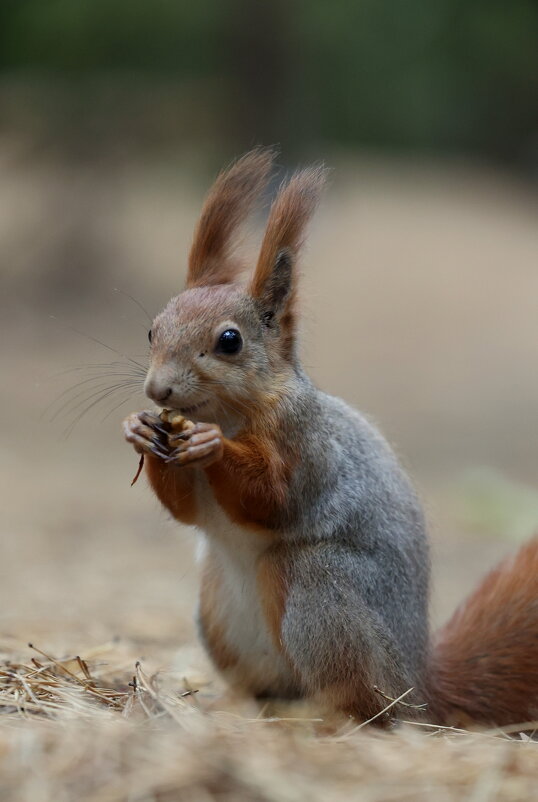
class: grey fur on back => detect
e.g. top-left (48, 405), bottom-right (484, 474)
top-left (267, 367), bottom-right (430, 702)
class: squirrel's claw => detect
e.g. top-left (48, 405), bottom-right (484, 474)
top-left (165, 423), bottom-right (224, 467)
top-left (123, 411), bottom-right (171, 459)
top-left (124, 413), bottom-right (223, 467)
top-left (168, 432), bottom-right (191, 444)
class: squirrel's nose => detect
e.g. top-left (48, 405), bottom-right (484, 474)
top-left (144, 378), bottom-right (173, 405)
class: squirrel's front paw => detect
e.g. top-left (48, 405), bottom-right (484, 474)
top-left (166, 422), bottom-right (224, 468)
top-left (122, 411), bottom-right (171, 459)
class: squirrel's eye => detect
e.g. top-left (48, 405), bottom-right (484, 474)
top-left (216, 328), bottom-right (242, 355)
top-left (148, 329), bottom-right (152, 344)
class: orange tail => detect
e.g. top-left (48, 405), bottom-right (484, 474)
top-left (429, 536), bottom-right (538, 727)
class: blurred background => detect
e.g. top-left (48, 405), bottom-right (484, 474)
top-left (1, 1), bottom-right (538, 665)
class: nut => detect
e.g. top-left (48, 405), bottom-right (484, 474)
top-left (160, 409), bottom-right (196, 433)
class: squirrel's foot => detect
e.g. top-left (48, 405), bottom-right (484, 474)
top-left (122, 411), bottom-right (171, 459)
top-left (166, 422), bottom-right (224, 468)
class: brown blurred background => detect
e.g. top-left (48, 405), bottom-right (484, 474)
top-left (1, 1), bottom-right (538, 668)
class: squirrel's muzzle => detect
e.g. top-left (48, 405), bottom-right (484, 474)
top-left (144, 375), bottom-right (173, 405)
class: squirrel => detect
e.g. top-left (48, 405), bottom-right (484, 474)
top-left (123, 148), bottom-right (538, 727)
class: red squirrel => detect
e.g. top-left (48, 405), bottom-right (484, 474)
top-left (123, 148), bottom-right (538, 726)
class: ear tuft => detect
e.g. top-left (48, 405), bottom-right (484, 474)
top-left (249, 165), bottom-right (326, 360)
top-left (249, 165), bottom-right (327, 303)
top-left (187, 146), bottom-right (276, 288)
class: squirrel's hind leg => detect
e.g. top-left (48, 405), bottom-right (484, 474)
top-left (276, 544), bottom-right (417, 722)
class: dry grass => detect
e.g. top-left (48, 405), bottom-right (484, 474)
top-left (1, 641), bottom-right (537, 802)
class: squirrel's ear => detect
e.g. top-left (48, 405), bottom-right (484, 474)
top-left (249, 166), bottom-right (326, 339)
top-left (186, 147), bottom-right (276, 288)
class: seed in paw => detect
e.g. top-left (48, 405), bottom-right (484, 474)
top-left (160, 409), bottom-right (196, 436)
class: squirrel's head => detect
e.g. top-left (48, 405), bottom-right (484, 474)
top-left (144, 148), bottom-right (326, 425)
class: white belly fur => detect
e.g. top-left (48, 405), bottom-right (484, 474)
top-left (194, 475), bottom-right (293, 694)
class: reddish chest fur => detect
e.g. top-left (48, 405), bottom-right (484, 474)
top-left (204, 432), bottom-right (289, 530)
top-left (144, 455), bottom-right (198, 525)
top-left (145, 427), bottom-right (289, 531)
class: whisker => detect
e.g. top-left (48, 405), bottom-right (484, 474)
top-left (213, 394), bottom-right (251, 421)
top-left (62, 382), bottom-right (142, 438)
top-left (51, 361), bottom-right (147, 380)
top-left (101, 390), bottom-right (144, 422)
top-left (46, 377), bottom-right (115, 422)
top-left (113, 287), bottom-right (153, 324)
top-left (197, 380), bottom-right (258, 413)
top-left (45, 372), bottom-right (145, 419)
top-left (195, 380), bottom-right (257, 420)
top-left (48, 376), bottom-right (144, 423)
top-left (49, 317), bottom-right (147, 371)
top-left (216, 398), bottom-right (240, 431)
top-left (59, 381), bottom-right (141, 428)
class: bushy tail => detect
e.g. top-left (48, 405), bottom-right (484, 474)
top-left (428, 536), bottom-right (538, 728)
